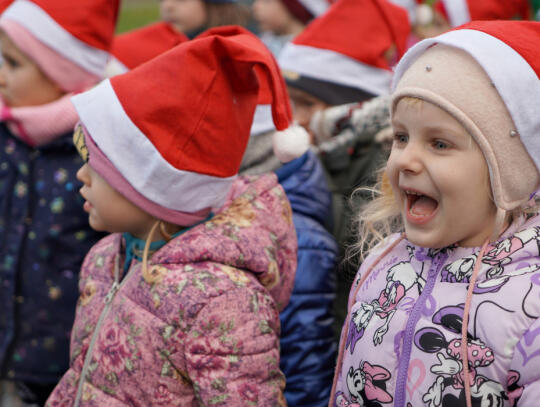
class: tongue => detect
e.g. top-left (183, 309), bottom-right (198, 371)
top-left (410, 196), bottom-right (438, 216)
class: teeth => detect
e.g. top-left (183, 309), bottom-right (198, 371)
top-left (405, 190), bottom-right (422, 196)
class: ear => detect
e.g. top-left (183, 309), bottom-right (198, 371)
top-left (414, 327), bottom-right (446, 353)
top-left (433, 305), bottom-right (465, 334)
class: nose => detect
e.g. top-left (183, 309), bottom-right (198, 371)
top-left (76, 163), bottom-right (90, 185)
top-left (389, 139), bottom-right (424, 174)
top-left (0, 64), bottom-right (7, 87)
top-left (160, 0), bottom-right (174, 13)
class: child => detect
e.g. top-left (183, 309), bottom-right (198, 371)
top-left (331, 20), bottom-right (540, 406)
top-left (159, 0), bottom-right (251, 38)
top-left (0, 0), bottom-right (118, 404)
top-left (46, 28), bottom-right (301, 406)
top-left (252, 0), bottom-right (330, 57)
top-left (242, 105), bottom-right (339, 406)
top-left (414, 0), bottom-right (531, 39)
top-left (106, 21), bottom-right (188, 76)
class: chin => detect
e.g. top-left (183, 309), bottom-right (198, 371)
top-left (404, 229), bottom-right (452, 249)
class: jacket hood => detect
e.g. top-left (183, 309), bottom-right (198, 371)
top-left (149, 173), bottom-right (297, 311)
top-left (276, 151), bottom-right (333, 226)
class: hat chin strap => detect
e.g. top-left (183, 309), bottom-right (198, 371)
top-left (490, 207), bottom-right (508, 243)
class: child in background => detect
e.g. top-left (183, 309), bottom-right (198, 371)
top-left (279, 0), bottom-right (410, 339)
top-left (0, 0), bottom-right (118, 405)
top-left (414, 0), bottom-right (531, 39)
top-left (242, 105), bottom-right (338, 406)
top-left (331, 21), bottom-right (540, 406)
top-left (46, 28), bottom-right (301, 406)
top-left (106, 22), bottom-right (188, 76)
top-left (159, 0), bottom-right (251, 38)
top-left (252, 0), bottom-right (329, 57)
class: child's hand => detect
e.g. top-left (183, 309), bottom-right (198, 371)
top-left (422, 376), bottom-right (445, 407)
top-left (430, 352), bottom-right (460, 375)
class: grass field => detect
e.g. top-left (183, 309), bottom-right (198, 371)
top-left (117, 0), bottom-right (160, 33)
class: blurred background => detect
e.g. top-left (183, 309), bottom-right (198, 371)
top-left (118, 0), bottom-right (160, 32)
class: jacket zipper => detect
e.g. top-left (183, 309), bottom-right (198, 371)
top-left (74, 254), bottom-right (126, 406)
top-left (393, 252), bottom-right (448, 407)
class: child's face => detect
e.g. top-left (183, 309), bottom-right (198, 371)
top-left (77, 163), bottom-right (157, 239)
top-left (386, 99), bottom-right (497, 248)
top-left (287, 86), bottom-right (328, 141)
top-left (0, 31), bottom-right (64, 107)
top-left (159, 0), bottom-right (207, 33)
top-left (252, 0), bottom-right (298, 35)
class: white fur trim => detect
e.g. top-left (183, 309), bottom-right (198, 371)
top-left (71, 80), bottom-right (236, 211)
top-left (273, 124), bottom-right (310, 163)
top-left (298, 0), bottom-right (329, 17)
top-left (279, 43), bottom-right (393, 96)
top-left (441, 0), bottom-right (470, 27)
top-left (2, 0), bottom-right (109, 75)
top-left (389, 0), bottom-right (418, 23)
top-left (104, 56), bottom-right (129, 78)
top-left (415, 4), bottom-right (433, 25)
top-left (393, 28), bottom-right (540, 172)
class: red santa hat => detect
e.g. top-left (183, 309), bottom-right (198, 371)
top-left (0, 0), bottom-right (119, 91)
top-left (280, 0), bottom-right (332, 24)
top-left (432, 0), bottom-right (530, 27)
top-left (279, 0), bottom-right (410, 99)
top-left (108, 22), bottom-right (189, 74)
top-left (392, 20), bottom-right (540, 211)
top-left (72, 26), bottom-right (305, 226)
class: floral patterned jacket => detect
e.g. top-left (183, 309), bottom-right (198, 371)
top-left (46, 174), bottom-right (297, 407)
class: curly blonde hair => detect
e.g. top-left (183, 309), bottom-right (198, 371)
top-left (349, 97), bottom-right (540, 262)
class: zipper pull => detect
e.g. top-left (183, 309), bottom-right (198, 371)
top-left (104, 281), bottom-right (119, 304)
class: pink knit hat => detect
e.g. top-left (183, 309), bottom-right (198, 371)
top-left (0, 0), bottom-right (119, 92)
top-left (72, 27), bottom-right (303, 227)
top-left (392, 21), bottom-right (540, 211)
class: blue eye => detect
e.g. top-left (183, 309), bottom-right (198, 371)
top-left (433, 140), bottom-right (448, 150)
top-left (393, 133), bottom-right (408, 144)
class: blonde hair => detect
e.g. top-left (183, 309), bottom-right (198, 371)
top-left (349, 96), bottom-right (540, 262)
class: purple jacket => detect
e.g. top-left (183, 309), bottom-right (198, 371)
top-left (331, 213), bottom-right (540, 407)
top-left (46, 174), bottom-right (297, 406)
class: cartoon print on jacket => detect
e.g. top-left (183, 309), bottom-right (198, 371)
top-left (441, 254), bottom-right (477, 283)
top-left (414, 304), bottom-right (524, 407)
top-left (347, 246), bottom-right (426, 349)
top-left (482, 227), bottom-right (540, 278)
top-left (336, 361), bottom-right (393, 407)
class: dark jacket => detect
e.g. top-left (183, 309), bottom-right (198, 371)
top-left (0, 124), bottom-right (104, 384)
top-left (275, 151), bottom-right (338, 407)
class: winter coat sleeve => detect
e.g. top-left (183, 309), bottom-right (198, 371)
top-left (177, 286), bottom-right (287, 406)
top-left (279, 215), bottom-right (338, 407)
top-left (509, 316), bottom-right (540, 405)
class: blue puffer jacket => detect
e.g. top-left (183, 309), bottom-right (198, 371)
top-left (275, 151), bottom-right (338, 407)
top-left (0, 124), bottom-right (104, 384)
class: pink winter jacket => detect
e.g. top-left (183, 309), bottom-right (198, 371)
top-left (331, 212), bottom-right (540, 407)
top-left (46, 174), bottom-right (297, 407)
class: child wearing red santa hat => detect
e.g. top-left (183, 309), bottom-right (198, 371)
top-left (414, 0), bottom-right (531, 39)
top-left (46, 27), bottom-right (305, 407)
top-left (0, 0), bottom-right (118, 404)
top-left (252, 0), bottom-right (331, 56)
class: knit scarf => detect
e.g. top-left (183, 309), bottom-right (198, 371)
top-left (0, 94), bottom-right (79, 147)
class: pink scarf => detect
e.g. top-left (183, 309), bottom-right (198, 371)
top-left (0, 94), bottom-right (79, 147)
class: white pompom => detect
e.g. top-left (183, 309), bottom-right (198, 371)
top-left (272, 124), bottom-right (311, 163)
top-left (415, 4), bottom-right (433, 26)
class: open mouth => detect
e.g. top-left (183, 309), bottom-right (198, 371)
top-left (405, 190), bottom-right (439, 223)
